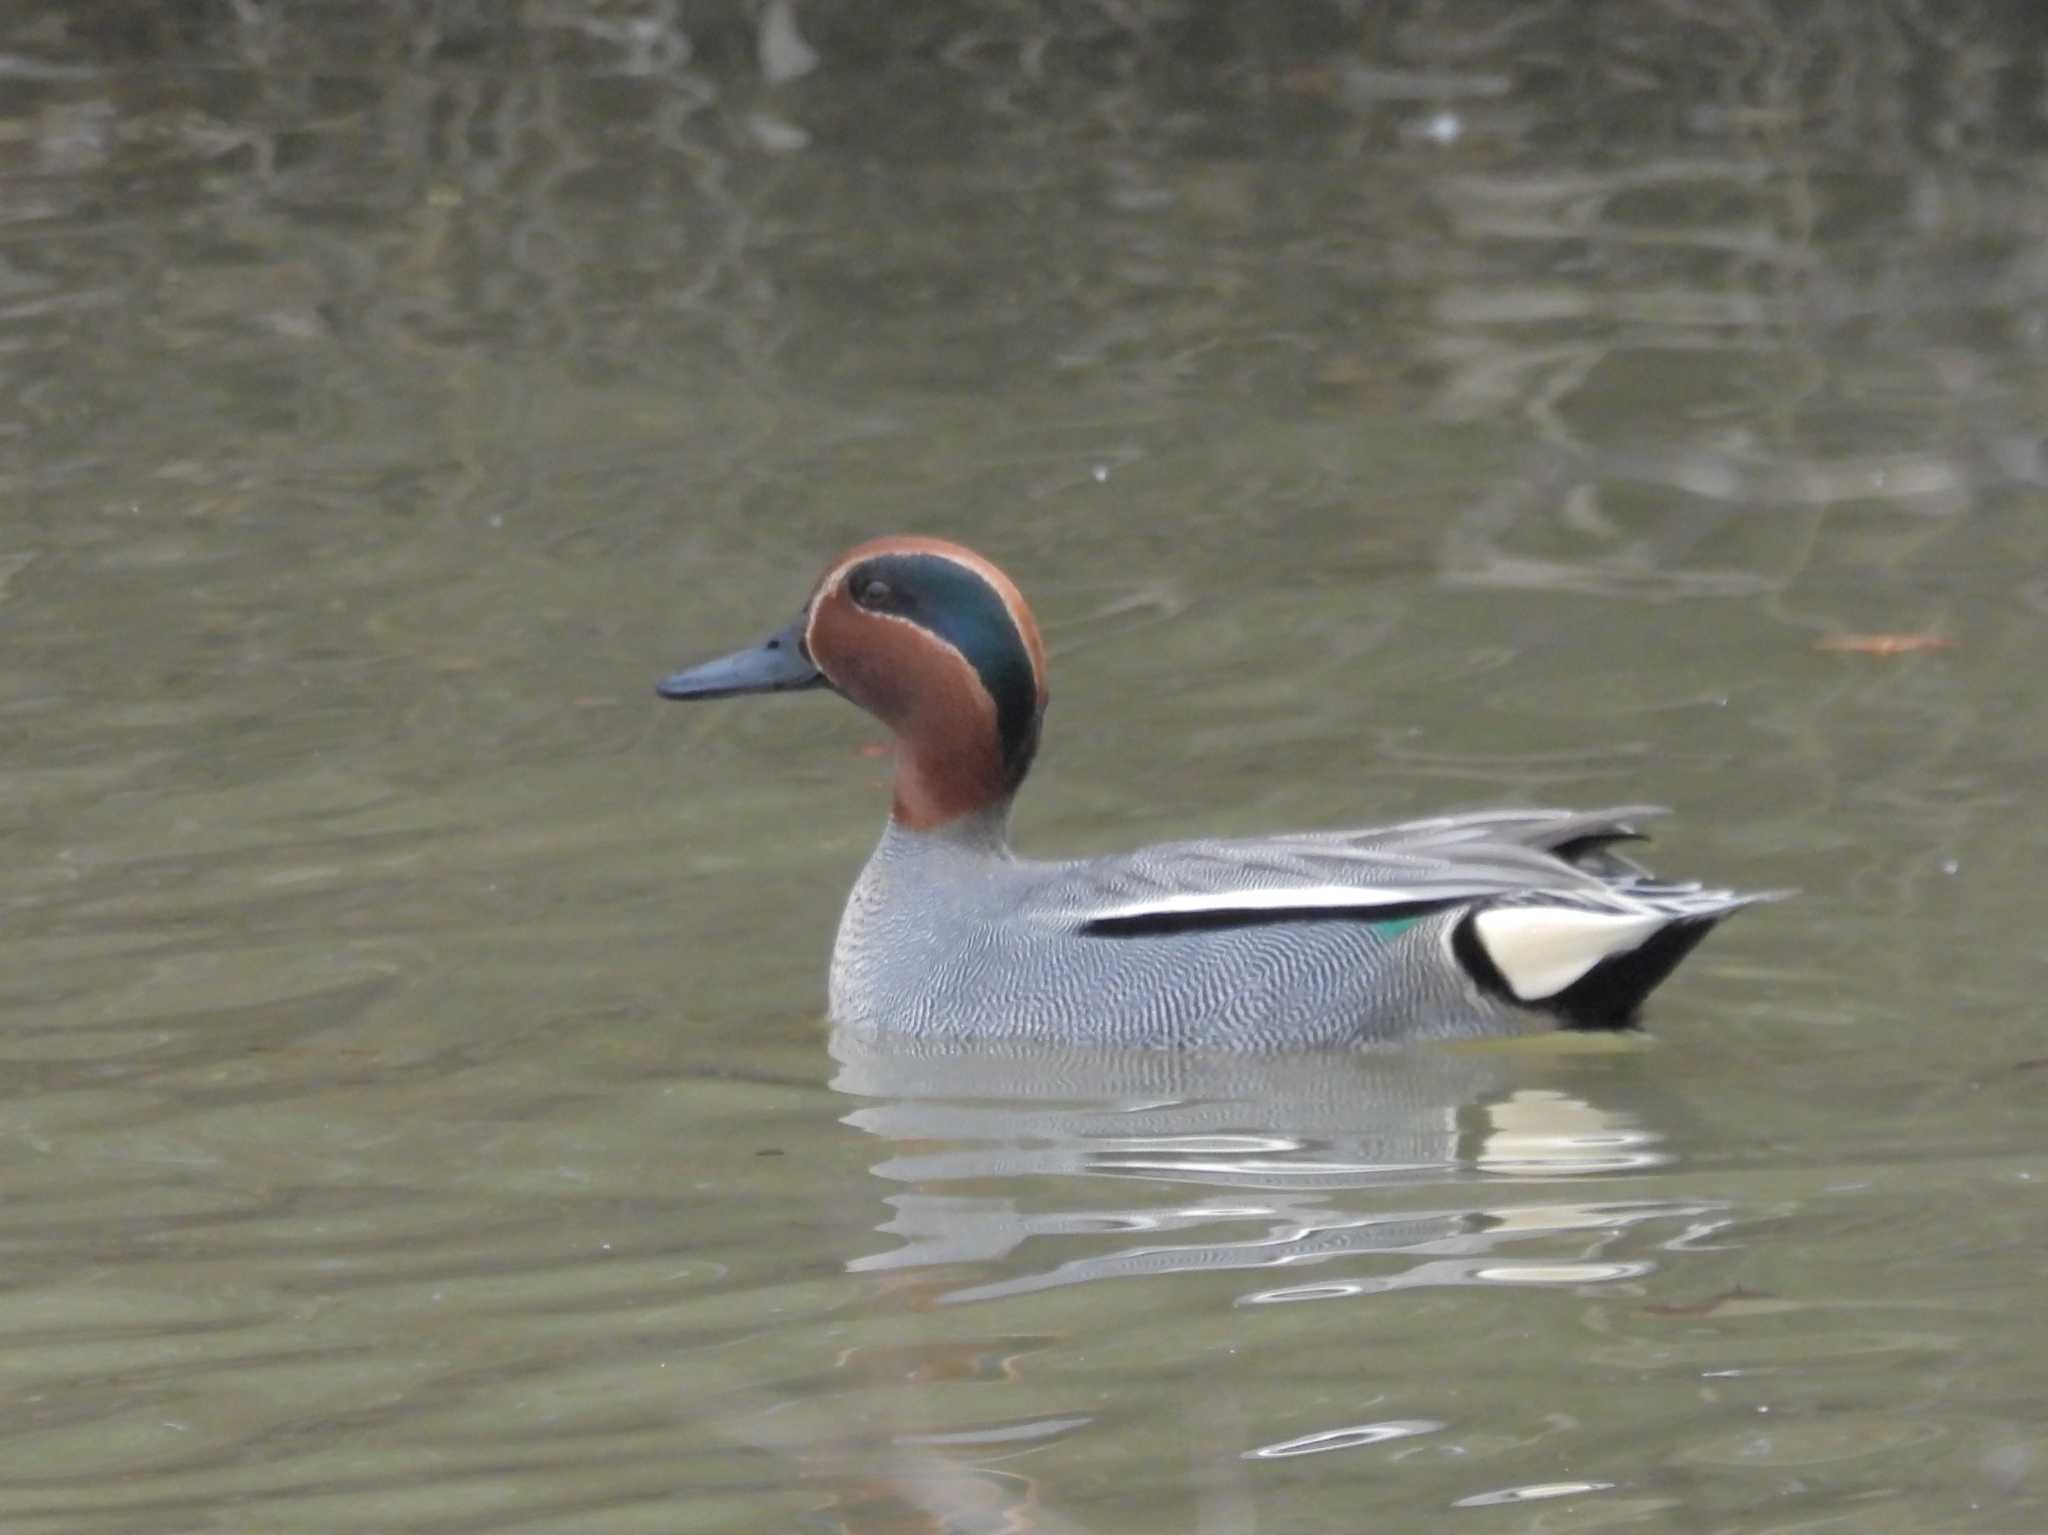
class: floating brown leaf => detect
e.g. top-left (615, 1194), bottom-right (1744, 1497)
top-left (1815, 632), bottom-right (1954, 656)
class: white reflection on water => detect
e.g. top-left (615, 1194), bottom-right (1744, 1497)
top-left (831, 1032), bottom-right (1699, 1305)
top-left (1243, 1257), bottom-right (1657, 1306)
top-left (1245, 1418), bottom-right (1444, 1459)
top-left (1478, 1087), bottom-right (1668, 1175)
top-left (1453, 1480), bottom-right (1618, 1507)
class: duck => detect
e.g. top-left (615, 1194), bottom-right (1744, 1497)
top-left (657, 536), bottom-right (1771, 1048)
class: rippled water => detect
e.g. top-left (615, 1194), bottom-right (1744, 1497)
top-left (3, 3), bottom-right (2046, 1530)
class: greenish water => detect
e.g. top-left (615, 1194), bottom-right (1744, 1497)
top-left (2, 4), bottom-right (2045, 1530)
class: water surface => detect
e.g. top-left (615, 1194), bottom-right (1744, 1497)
top-left (2, 4), bottom-right (2044, 1530)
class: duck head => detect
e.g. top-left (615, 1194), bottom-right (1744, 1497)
top-left (658, 536), bottom-right (1049, 832)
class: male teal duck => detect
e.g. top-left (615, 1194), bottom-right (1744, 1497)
top-left (658, 536), bottom-right (1769, 1048)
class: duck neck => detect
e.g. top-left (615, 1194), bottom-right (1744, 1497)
top-left (888, 731), bottom-right (1017, 843)
top-left (885, 799), bottom-right (1013, 856)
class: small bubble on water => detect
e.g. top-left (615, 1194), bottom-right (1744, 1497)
top-left (1419, 111), bottom-right (1463, 145)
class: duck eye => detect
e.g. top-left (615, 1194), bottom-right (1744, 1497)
top-left (855, 577), bottom-right (893, 608)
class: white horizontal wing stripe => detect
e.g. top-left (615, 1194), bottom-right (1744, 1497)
top-left (1086, 885), bottom-right (1449, 923)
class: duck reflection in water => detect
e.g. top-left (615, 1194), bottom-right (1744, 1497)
top-left (830, 1032), bottom-right (1715, 1306)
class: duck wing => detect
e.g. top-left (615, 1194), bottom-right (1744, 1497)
top-left (1053, 806), bottom-right (1678, 931)
top-left (1036, 807), bottom-right (1776, 1023)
